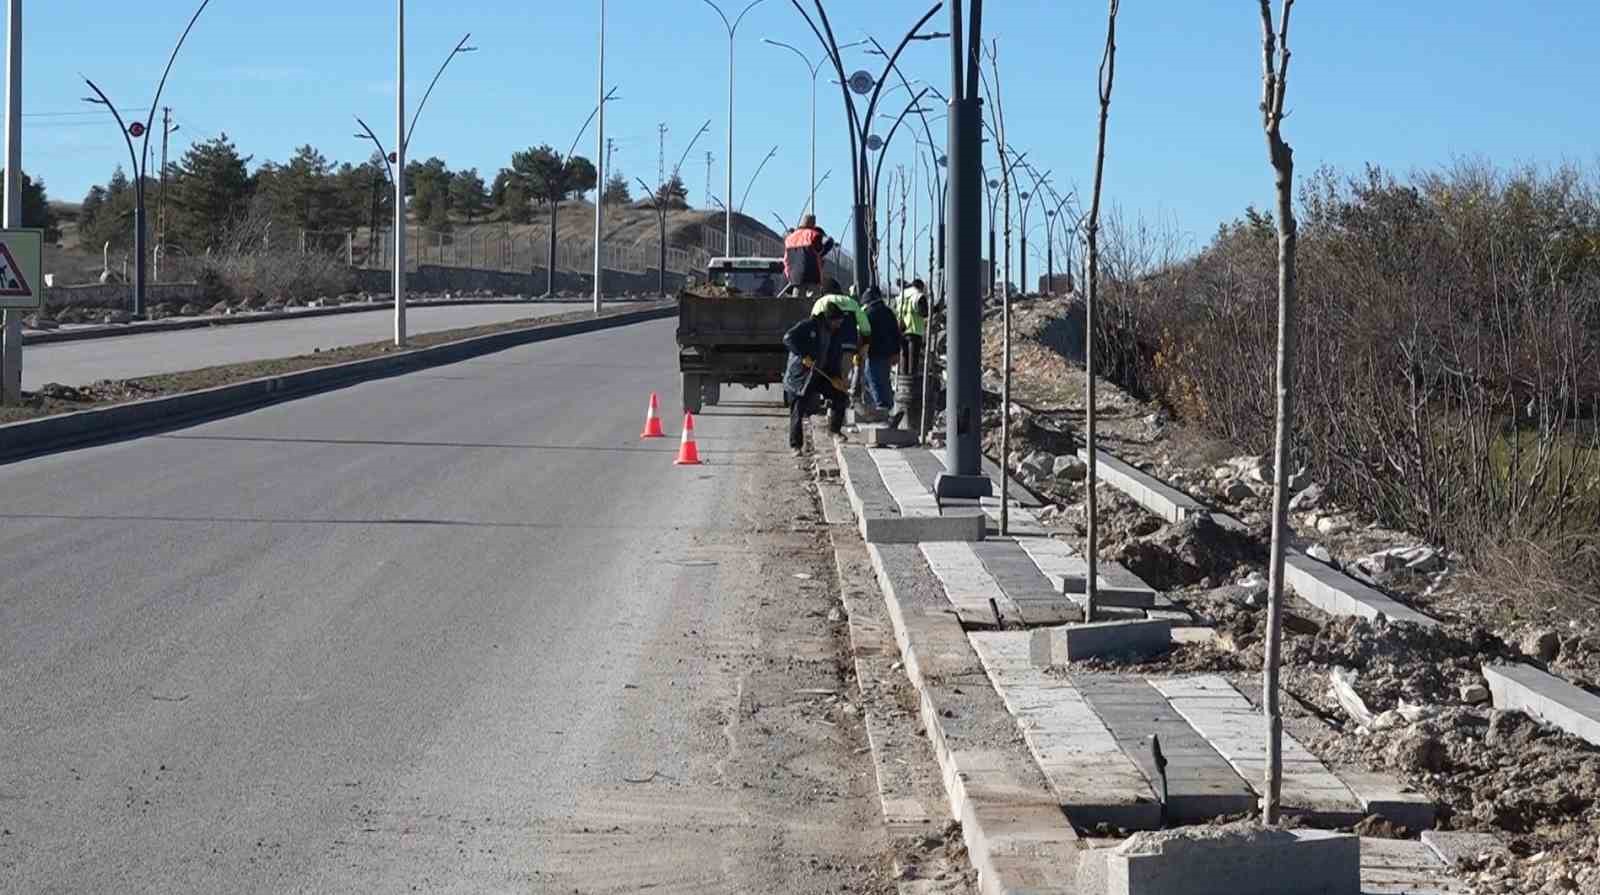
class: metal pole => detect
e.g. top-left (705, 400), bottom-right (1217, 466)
top-left (593, 0), bottom-right (605, 313)
top-left (725, 30), bottom-right (734, 255)
top-left (935, 0), bottom-right (989, 500)
top-left (0, 0), bottom-right (20, 404)
top-left (809, 66), bottom-right (817, 218)
top-left (393, 0), bottom-right (407, 346)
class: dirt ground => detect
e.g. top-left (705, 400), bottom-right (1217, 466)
top-left (982, 294), bottom-right (1600, 894)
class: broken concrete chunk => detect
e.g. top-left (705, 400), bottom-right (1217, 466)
top-left (1459, 682), bottom-right (1491, 705)
top-left (1306, 544), bottom-right (1333, 563)
top-left (1521, 629), bottom-right (1561, 662)
top-left (1329, 667), bottom-right (1376, 730)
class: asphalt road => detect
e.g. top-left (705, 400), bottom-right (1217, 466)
top-left (20, 303), bottom-right (584, 389)
top-left (0, 319), bottom-right (890, 893)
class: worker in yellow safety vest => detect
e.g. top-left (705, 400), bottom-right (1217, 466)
top-left (896, 278), bottom-right (929, 375)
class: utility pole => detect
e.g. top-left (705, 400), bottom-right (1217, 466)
top-left (1, 0), bottom-right (20, 405)
top-left (657, 122), bottom-right (668, 186)
top-left (605, 136), bottom-right (618, 182)
top-left (154, 107), bottom-right (176, 283)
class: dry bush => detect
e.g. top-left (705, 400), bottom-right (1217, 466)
top-left (189, 198), bottom-right (356, 305)
top-left (1095, 162), bottom-right (1600, 567)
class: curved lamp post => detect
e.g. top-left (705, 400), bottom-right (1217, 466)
top-left (791, 0), bottom-right (945, 289)
top-left (83, 0), bottom-right (212, 319)
top-left (703, 0), bottom-right (770, 257)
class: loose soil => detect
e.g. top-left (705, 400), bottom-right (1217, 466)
top-left (982, 293), bottom-right (1600, 893)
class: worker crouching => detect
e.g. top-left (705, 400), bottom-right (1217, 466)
top-left (783, 294), bottom-right (850, 456)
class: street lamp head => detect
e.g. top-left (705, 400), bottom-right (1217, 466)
top-left (988, 179), bottom-right (999, 189)
top-left (1020, 191), bottom-right (1030, 201)
top-left (458, 46), bottom-right (480, 53)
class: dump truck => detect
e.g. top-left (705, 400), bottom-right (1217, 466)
top-left (676, 257), bottom-right (813, 413)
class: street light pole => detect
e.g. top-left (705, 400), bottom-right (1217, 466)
top-left (1, 0), bottom-right (20, 405)
top-left (593, 0), bottom-right (605, 313)
top-left (394, 0), bottom-right (407, 345)
top-left (704, 1), bottom-right (769, 258)
top-left (762, 38), bottom-right (822, 219)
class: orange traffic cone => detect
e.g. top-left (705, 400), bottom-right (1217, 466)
top-left (674, 412), bottom-right (702, 465)
top-left (640, 392), bottom-right (665, 438)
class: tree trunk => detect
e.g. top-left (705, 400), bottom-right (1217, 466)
top-left (1084, 0), bottom-right (1121, 623)
top-left (1258, 0), bottom-right (1298, 826)
top-left (545, 201), bottom-right (559, 296)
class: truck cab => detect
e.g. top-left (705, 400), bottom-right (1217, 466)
top-left (704, 256), bottom-right (790, 297)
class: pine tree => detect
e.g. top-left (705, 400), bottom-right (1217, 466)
top-left (166, 134), bottom-right (252, 252)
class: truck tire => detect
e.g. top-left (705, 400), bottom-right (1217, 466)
top-left (703, 380), bottom-right (722, 407)
top-left (682, 374), bottom-right (703, 415)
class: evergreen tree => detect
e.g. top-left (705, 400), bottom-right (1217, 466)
top-left (450, 168), bottom-right (488, 222)
top-left (601, 172), bottom-right (632, 205)
top-left (165, 134), bottom-right (252, 252)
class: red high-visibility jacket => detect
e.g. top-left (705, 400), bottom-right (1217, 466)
top-left (783, 226), bottom-right (833, 286)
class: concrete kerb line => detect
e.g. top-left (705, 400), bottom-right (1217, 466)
top-left (1078, 434), bottom-right (1600, 820)
top-left (0, 304), bottom-right (677, 464)
top-left (20, 296), bottom-right (627, 346)
top-left (816, 441), bottom-right (1084, 894)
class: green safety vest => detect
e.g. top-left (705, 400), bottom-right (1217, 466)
top-left (898, 289), bottom-right (927, 337)
top-left (812, 294), bottom-right (871, 339)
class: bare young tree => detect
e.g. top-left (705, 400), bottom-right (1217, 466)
top-left (983, 39), bottom-right (1017, 535)
top-left (1257, 0), bottom-right (1298, 826)
top-left (1083, 0), bottom-right (1120, 622)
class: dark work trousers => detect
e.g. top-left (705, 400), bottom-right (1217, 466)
top-left (789, 376), bottom-right (848, 449)
top-left (900, 335), bottom-right (925, 376)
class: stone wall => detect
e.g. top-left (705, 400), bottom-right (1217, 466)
top-left (44, 282), bottom-right (211, 311)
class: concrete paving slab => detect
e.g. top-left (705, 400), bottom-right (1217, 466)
top-left (1336, 769), bottom-right (1437, 831)
top-left (1419, 830), bottom-right (1509, 868)
top-left (1483, 662), bottom-right (1600, 747)
top-left (921, 541), bottom-right (1017, 625)
top-left (837, 444), bottom-right (986, 543)
top-left (872, 449), bottom-right (943, 517)
top-left (1073, 676), bottom-right (1257, 823)
top-left (1360, 837), bottom-right (1470, 894)
top-left (1149, 676), bottom-right (1364, 824)
top-left (1032, 620), bottom-right (1174, 665)
top-left (1013, 536), bottom-right (1117, 593)
top-left (969, 633), bottom-right (1161, 830)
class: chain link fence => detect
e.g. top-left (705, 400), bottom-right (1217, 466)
top-left (308, 219), bottom-right (856, 287)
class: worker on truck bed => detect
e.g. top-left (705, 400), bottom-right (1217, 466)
top-left (784, 214), bottom-right (837, 293)
top-left (783, 292), bottom-right (850, 455)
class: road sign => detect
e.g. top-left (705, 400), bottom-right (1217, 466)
top-left (848, 70), bottom-right (875, 95)
top-left (0, 229), bottom-right (44, 309)
top-left (866, 134), bottom-right (884, 151)
top-left (128, 121), bottom-right (146, 138)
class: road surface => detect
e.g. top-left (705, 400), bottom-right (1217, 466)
top-left (21, 302), bottom-right (587, 389)
top-left (0, 319), bottom-right (890, 892)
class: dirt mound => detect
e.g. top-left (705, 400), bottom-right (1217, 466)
top-left (1113, 513), bottom-right (1263, 590)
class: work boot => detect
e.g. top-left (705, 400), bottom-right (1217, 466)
top-left (887, 410), bottom-right (905, 430)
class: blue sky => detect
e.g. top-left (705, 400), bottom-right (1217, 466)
top-left (22, 1), bottom-right (1600, 258)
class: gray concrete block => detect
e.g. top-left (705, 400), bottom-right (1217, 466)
top-left (1420, 830), bottom-right (1509, 867)
top-left (1078, 447), bottom-right (1204, 524)
top-left (860, 513), bottom-right (987, 544)
top-left (1060, 576), bottom-right (1159, 609)
top-left (1102, 826), bottom-right (1360, 895)
top-left (863, 426), bottom-right (921, 448)
top-left (1483, 662), bottom-right (1600, 747)
top-left (1282, 551), bottom-right (1437, 627)
top-left (1031, 619), bottom-right (1173, 665)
